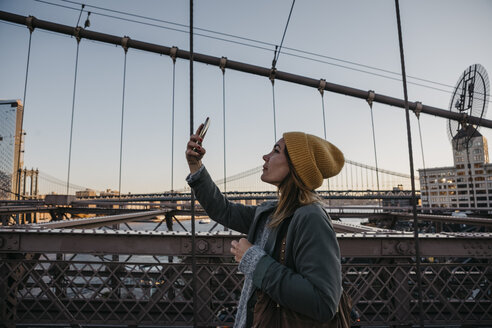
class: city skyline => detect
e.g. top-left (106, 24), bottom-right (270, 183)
top-left (1, 0), bottom-right (491, 193)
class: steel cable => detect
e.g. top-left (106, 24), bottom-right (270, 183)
top-left (67, 39), bottom-right (80, 195)
top-left (18, 27), bottom-right (33, 199)
top-left (394, 1), bottom-right (423, 326)
top-left (118, 49), bottom-right (128, 195)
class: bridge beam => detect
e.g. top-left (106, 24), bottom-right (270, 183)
top-left (1, 10), bottom-right (491, 128)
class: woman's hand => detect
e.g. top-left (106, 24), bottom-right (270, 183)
top-left (230, 238), bottom-right (253, 262)
top-left (186, 124), bottom-right (207, 174)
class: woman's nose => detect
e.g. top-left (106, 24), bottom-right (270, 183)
top-left (263, 154), bottom-right (268, 161)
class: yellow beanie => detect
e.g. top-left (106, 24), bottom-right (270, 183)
top-left (283, 132), bottom-right (344, 190)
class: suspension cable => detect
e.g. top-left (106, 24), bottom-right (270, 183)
top-left (367, 91), bottom-right (381, 202)
top-left (270, 68), bottom-right (277, 142)
top-left (189, 1), bottom-right (198, 326)
top-left (415, 104), bottom-right (431, 209)
top-left (220, 57), bottom-right (227, 195)
top-left (318, 78), bottom-right (332, 201)
top-left (66, 29), bottom-right (81, 195)
top-left (170, 46), bottom-right (177, 192)
top-left (272, 0), bottom-right (296, 68)
top-left (394, 1), bottom-right (423, 326)
top-left (268, 0), bottom-right (296, 142)
top-left (118, 37), bottom-right (129, 196)
top-left (465, 145), bottom-right (477, 208)
top-left (17, 18), bottom-right (34, 200)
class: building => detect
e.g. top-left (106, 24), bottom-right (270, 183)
top-left (419, 126), bottom-right (492, 210)
top-left (76, 189), bottom-right (97, 198)
top-left (0, 100), bottom-right (24, 200)
top-left (100, 189), bottom-right (120, 197)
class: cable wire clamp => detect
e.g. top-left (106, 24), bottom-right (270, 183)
top-left (74, 26), bottom-right (82, 43)
top-left (219, 56), bottom-right (227, 74)
top-left (269, 67), bottom-right (277, 85)
top-left (170, 46), bottom-right (178, 63)
top-left (318, 78), bottom-right (326, 96)
top-left (25, 16), bottom-right (35, 33)
top-left (414, 101), bottom-right (423, 118)
top-left (367, 90), bottom-right (376, 108)
top-left (121, 36), bottom-right (130, 53)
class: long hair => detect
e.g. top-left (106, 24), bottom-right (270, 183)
top-left (269, 146), bottom-right (321, 228)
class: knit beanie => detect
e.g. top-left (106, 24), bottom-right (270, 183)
top-left (283, 132), bottom-right (344, 190)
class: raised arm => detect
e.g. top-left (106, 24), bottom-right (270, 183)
top-left (186, 126), bottom-right (256, 234)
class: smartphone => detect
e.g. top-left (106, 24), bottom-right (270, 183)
top-left (193, 117), bottom-right (210, 152)
top-left (198, 117), bottom-right (210, 142)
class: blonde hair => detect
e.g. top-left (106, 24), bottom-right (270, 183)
top-left (269, 147), bottom-right (321, 228)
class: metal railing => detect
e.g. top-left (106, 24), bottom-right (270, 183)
top-left (1, 229), bottom-right (491, 327)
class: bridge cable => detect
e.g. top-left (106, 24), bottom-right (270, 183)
top-left (394, 1), bottom-right (423, 326)
top-left (221, 57), bottom-right (229, 232)
top-left (17, 18), bottom-right (34, 202)
top-left (270, 66), bottom-right (277, 142)
top-left (221, 57), bottom-right (227, 196)
top-left (170, 46), bottom-right (177, 192)
top-left (189, 1), bottom-right (198, 326)
top-left (319, 79), bottom-right (331, 204)
top-left (118, 37), bottom-right (129, 196)
top-left (366, 91), bottom-right (381, 205)
top-left (269, 0), bottom-right (296, 142)
top-left (209, 57), bottom-right (229, 233)
top-left (45, 0), bottom-right (492, 101)
top-left (272, 0), bottom-right (296, 68)
top-left (414, 103), bottom-right (431, 209)
top-left (66, 28), bottom-right (82, 196)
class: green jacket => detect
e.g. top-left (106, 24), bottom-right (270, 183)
top-left (189, 167), bottom-right (342, 323)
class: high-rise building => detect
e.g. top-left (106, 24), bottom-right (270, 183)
top-left (0, 100), bottom-right (24, 199)
top-left (419, 126), bottom-right (492, 210)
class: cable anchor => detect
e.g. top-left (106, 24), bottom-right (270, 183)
top-left (170, 46), bottom-right (178, 63)
top-left (367, 90), bottom-right (376, 109)
top-left (219, 56), bottom-right (227, 74)
top-left (121, 36), bottom-right (130, 53)
top-left (318, 79), bottom-right (326, 96)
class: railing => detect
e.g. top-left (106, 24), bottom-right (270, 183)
top-left (0, 229), bottom-right (491, 327)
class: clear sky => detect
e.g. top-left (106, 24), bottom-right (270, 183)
top-left (1, 0), bottom-right (491, 194)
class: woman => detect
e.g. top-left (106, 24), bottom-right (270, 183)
top-left (186, 128), bottom-right (345, 328)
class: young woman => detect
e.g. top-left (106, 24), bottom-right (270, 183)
top-left (186, 128), bottom-right (345, 328)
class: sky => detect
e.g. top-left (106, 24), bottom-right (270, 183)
top-left (0, 0), bottom-right (491, 194)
